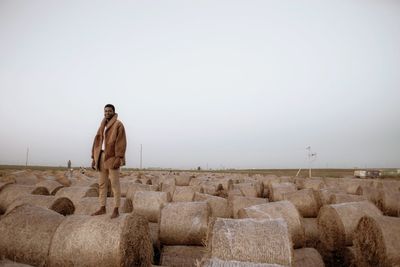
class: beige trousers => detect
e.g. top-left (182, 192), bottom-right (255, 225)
top-left (98, 152), bottom-right (121, 208)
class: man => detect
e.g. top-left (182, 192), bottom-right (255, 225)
top-left (91, 104), bottom-right (127, 219)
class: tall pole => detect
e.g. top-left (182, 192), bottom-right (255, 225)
top-left (140, 144), bottom-right (143, 170)
top-left (307, 146), bottom-right (311, 178)
top-left (25, 147), bottom-right (29, 167)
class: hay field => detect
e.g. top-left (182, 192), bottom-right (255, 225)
top-left (0, 167), bottom-right (399, 266)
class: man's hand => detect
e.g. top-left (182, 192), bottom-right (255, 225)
top-left (113, 157), bottom-right (121, 169)
top-left (91, 159), bottom-right (96, 170)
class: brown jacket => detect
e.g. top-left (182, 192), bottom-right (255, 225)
top-left (91, 113), bottom-right (127, 170)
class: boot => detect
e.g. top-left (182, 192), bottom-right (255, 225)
top-left (110, 207), bottom-right (119, 219)
top-left (91, 206), bottom-right (106, 216)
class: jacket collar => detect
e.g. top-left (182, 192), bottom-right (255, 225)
top-left (100, 113), bottom-right (118, 132)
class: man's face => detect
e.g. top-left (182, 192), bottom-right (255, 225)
top-left (104, 107), bottom-right (115, 120)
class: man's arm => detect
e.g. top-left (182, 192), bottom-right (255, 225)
top-left (115, 123), bottom-right (127, 159)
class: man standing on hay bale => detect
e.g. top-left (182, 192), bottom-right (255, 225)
top-left (91, 104), bottom-right (127, 219)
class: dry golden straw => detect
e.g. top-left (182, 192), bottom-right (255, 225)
top-left (237, 200), bottom-right (305, 248)
top-left (48, 212), bottom-right (152, 267)
top-left (0, 204), bottom-right (65, 266)
top-left (159, 202), bottom-right (210, 245)
top-left (354, 215), bottom-right (400, 267)
top-left (206, 217), bottom-right (293, 266)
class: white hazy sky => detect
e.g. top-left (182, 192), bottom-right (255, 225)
top-left (0, 0), bottom-right (399, 169)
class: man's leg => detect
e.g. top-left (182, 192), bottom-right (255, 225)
top-left (109, 167), bottom-right (121, 218)
top-left (91, 153), bottom-right (108, 216)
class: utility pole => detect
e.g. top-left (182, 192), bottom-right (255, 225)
top-left (25, 147), bottom-right (29, 167)
top-left (306, 146), bottom-right (317, 178)
top-left (140, 144), bottom-right (143, 170)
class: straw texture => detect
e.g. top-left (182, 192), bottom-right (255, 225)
top-left (237, 200), bottom-right (305, 248)
top-left (317, 201), bottom-right (382, 251)
top-left (206, 218), bottom-right (293, 266)
top-left (160, 245), bottom-right (205, 267)
top-left (48, 212), bottom-right (152, 267)
top-left (354, 215), bottom-right (400, 267)
top-left (132, 191), bottom-right (171, 222)
top-left (283, 189), bottom-right (321, 218)
top-left (0, 204), bottom-right (65, 266)
top-left (228, 196), bottom-right (267, 219)
top-left (159, 202), bottom-right (210, 245)
top-left (194, 192), bottom-right (230, 218)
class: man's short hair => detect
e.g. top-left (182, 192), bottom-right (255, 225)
top-left (104, 104), bottom-right (115, 112)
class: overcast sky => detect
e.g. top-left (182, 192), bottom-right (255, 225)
top-left (0, 0), bottom-right (399, 169)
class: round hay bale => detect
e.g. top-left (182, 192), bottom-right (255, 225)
top-left (172, 186), bottom-right (195, 202)
top-left (161, 183), bottom-right (176, 197)
top-left (294, 177), bottom-right (306, 189)
top-left (160, 245), bottom-right (205, 267)
top-left (34, 180), bottom-right (64, 195)
top-left (0, 259), bottom-right (34, 266)
top-left (174, 175), bottom-right (193, 186)
top-left (232, 183), bottom-right (258, 198)
top-left (31, 186), bottom-right (50, 195)
top-left (162, 177), bottom-right (176, 186)
top-left (50, 197), bottom-right (75, 216)
top-left (294, 248), bottom-right (324, 267)
top-left (317, 188), bottom-right (344, 205)
top-left (132, 191), bottom-right (171, 223)
top-left (48, 212), bottom-right (153, 267)
top-left (0, 204), bottom-right (65, 266)
top-left (283, 189), bottom-right (322, 218)
top-left (189, 176), bottom-right (207, 187)
top-left (302, 218), bottom-right (320, 249)
top-left (269, 182), bottom-right (297, 202)
top-left (217, 178), bottom-right (234, 191)
top-left (302, 179), bottom-right (325, 191)
top-left (190, 184), bottom-right (204, 193)
top-left (228, 195), bottom-right (267, 219)
top-left (227, 188), bottom-right (243, 198)
top-left (258, 176), bottom-right (280, 198)
top-left (140, 177), bottom-right (152, 185)
top-left (12, 171), bottom-right (38, 185)
top-left (329, 193), bottom-right (368, 204)
top-left (236, 179), bottom-right (264, 197)
top-left (354, 215), bottom-right (400, 267)
top-left (159, 202), bottom-right (210, 245)
top-left (199, 258), bottom-right (285, 267)
top-left (206, 217), bottom-right (293, 266)
top-left (279, 176), bottom-right (293, 183)
top-left (5, 195), bottom-right (74, 216)
top-left (322, 177), bottom-right (340, 189)
top-left (376, 190), bottom-right (400, 216)
top-left (375, 180), bottom-right (400, 191)
top-left (54, 186), bottom-right (98, 205)
top-left (237, 200), bottom-right (305, 248)
top-left (317, 201), bottom-right (382, 252)
top-left (126, 183), bottom-right (159, 200)
top-left (120, 181), bottom-right (137, 197)
top-left (0, 181), bottom-right (14, 192)
top-left (355, 185), bottom-right (380, 204)
top-left (340, 179), bottom-right (372, 195)
top-left (202, 183), bottom-right (220, 196)
top-left (0, 184), bottom-right (36, 213)
top-left (194, 192), bottom-right (230, 218)
top-left (74, 197), bottom-right (132, 215)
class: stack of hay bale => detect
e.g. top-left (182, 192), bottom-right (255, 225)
top-left (2, 169), bottom-right (400, 267)
top-left (0, 204), bottom-right (152, 266)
